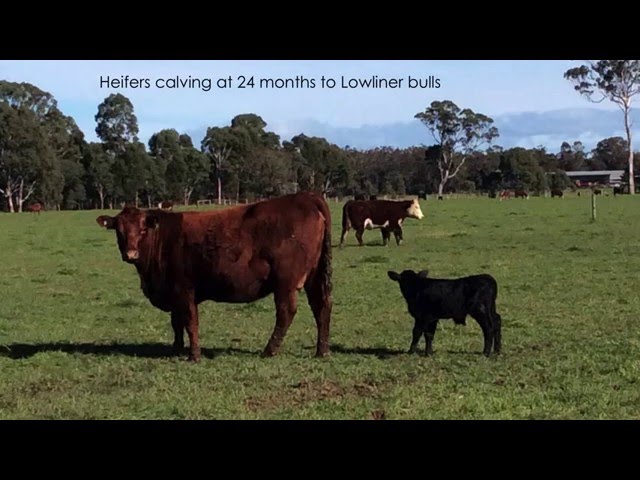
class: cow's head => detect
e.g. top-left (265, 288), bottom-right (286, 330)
top-left (406, 199), bottom-right (424, 220)
top-left (96, 207), bottom-right (160, 264)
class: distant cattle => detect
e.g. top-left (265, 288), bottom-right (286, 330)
top-left (550, 189), bottom-right (564, 198)
top-left (158, 201), bottom-right (173, 210)
top-left (27, 203), bottom-right (42, 214)
top-left (354, 194), bottom-right (366, 201)
top-left (96, 191), bottom-right (333, 362)
top-left (613, 185), bottom-right (624, 196)
top-left (339, 198), bottom-right (424, 247)
top-left (592, 188), bottom-right (602, 195)
top-left (514, 189), bottom-right (529, 199)
top-left (387, 269), bottom-right (502, 357)
top-left (499, 190), bottom-right (511, 201)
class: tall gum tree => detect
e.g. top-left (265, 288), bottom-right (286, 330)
top-left (415, 100), bottom-right (499, 198)
top-left (564, 60), bottom-right (640, 194)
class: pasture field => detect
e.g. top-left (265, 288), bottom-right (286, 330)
top-left (1, 195), bottom-right (640, 419)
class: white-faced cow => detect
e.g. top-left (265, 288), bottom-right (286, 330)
top-left (339, 198), bottom-right (424, 247)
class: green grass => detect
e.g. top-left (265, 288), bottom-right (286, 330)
top-left (1, 195), bottom-right (640, 419)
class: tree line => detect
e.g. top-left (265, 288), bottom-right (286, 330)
top-left (1, 60), bottom-right (639, 212)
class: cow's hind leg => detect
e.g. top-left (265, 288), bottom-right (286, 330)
top-left (262, 288), bottom-right (298, 357)
top-left (339, 226), bottom-right (349, 248)
top-left (170, 311), bottom-right (185, 354)
top-left (381, 227), bottom-right (391, 246)
top-left (393, 226), bottom-right (403, 246)
top-left (305, 275), bottom-right (332, 358)
top-left (175, 295), bottom-right (200, 362)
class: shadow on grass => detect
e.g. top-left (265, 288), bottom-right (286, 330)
top-left (329, 344), bottom-right (487, 358)
top-left (443, 350), bottom-right (484, 356)
top-left (329, 343), bottom-right (406, 359)
top-left (0, 342), bottom-right (255, 360)
top-left (332, 243), bottom-right (388, 249)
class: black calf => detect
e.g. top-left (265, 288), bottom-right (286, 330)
top-left (387, 269), bottom-right (502, 357)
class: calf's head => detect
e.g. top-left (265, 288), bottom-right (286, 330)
top-left (388, 269), bottom-right (429, 297)
top-left (96, 207), bottom-right (160, 264)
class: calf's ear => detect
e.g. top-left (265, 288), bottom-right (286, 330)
top-left (96, 215), bottom-right (115, 229)
top-left (418, 270), bottom-right (429, 278)
top-left (387, 271), bottom-right (400, 282)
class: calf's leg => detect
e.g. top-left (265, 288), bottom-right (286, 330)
top-left (471, 307), bottom-right (494, 357)
top-left (408, 317), bottom-right (424, 354)
top-left (423, 318), bottom-right (438, 356)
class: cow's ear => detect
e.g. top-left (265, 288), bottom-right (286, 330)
top-left (387, 271), bottom-right (400, 282)
top-left (145, 213), bottom-right (160, 230)
top-left (96, 215), bottom-right (115, 229)
top-left (418, 270), bottom-right (429, 279)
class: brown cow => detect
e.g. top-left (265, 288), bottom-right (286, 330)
top-left (158, 201), bottom-right (173, 210)
top-left (551, 189), bottom-right (564, 198)
top-left (27, 203), bottom-right (42, 214)
top-left (498, 190), bottom-right (511, 201)
top-left (514, 189), bottom-right (529, 199)
top-left (96, 191), bottom-right (333, 363)
top-left (339, 198), bottom-right (424, 247)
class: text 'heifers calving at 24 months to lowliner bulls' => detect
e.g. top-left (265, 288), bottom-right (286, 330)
top-left (99, 75), bottom-right (442, 91)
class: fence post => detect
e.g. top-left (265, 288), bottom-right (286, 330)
top-left (591, 193), bottom-right (596, 222)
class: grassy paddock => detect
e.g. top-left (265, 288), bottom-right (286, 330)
top-left (1, 195), bottom-right (639, 419)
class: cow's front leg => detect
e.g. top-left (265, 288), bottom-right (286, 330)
top-left (262, 288), bottom-right (298, 357)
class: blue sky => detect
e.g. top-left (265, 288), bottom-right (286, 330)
top-left (0, 60), bottom-right (635, 152)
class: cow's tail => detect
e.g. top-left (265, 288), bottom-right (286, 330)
top-left (341, 201), bottom-right (352, 232)
top-left (339, 201), bottom-right (352, 248)
top-left (310, 194), bottom-right (333, 302)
